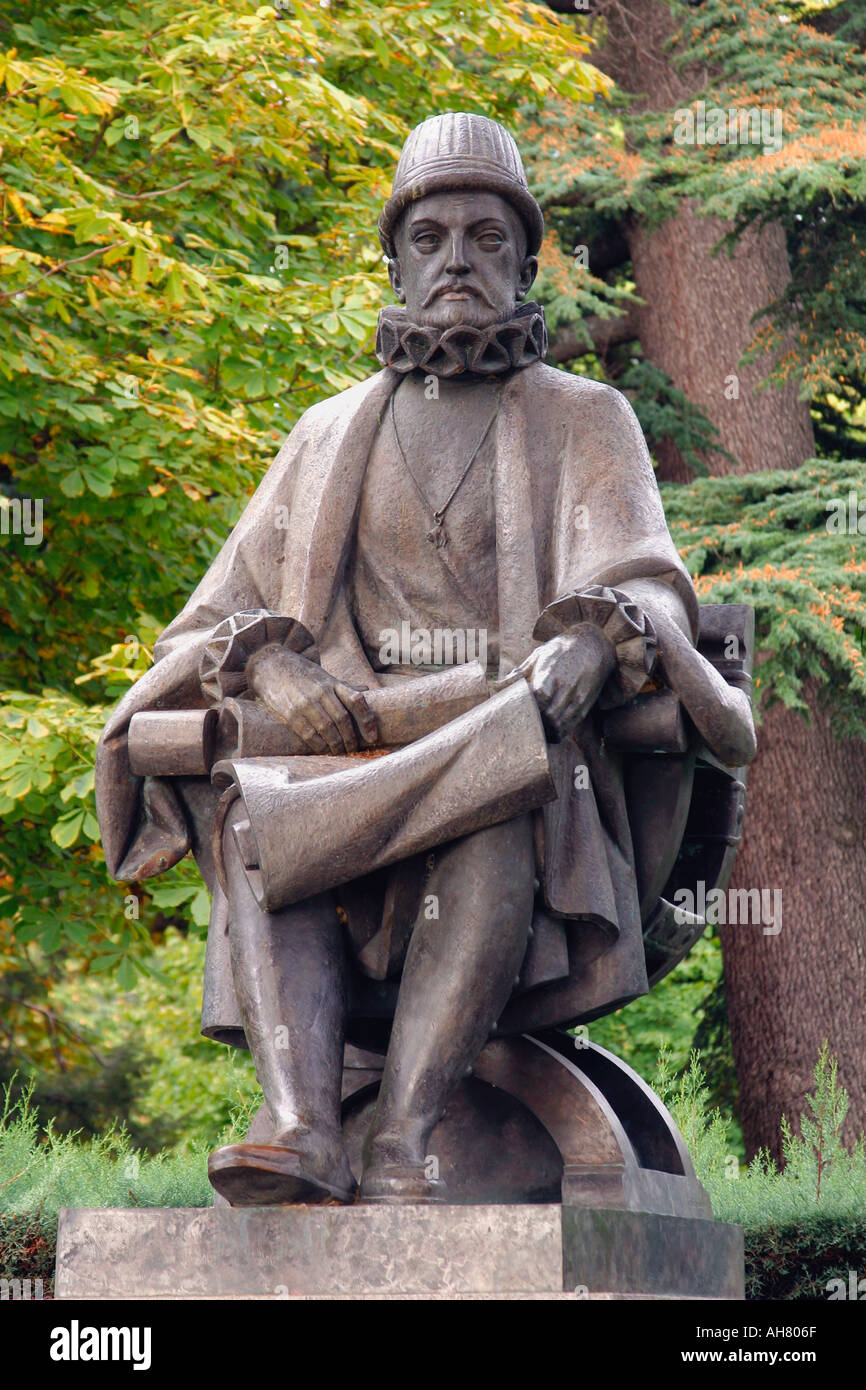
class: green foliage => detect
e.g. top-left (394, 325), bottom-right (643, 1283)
top-left (652, 1046), bottom-right (866, 1299)
top-left (1, 930), bottom-right (259, 1150)
top-left (0, 1212), bottom-right (55, 1296)
top-left (0, 1079), bottom-right (215, 1229)
top-left (654, 1048), bottom-right (740, 1192)
top-left (745, 1216), bottom-right (866, 1301)
top-left (661, 458), bottom-right (866, 737)
top-left (659, 1046), bottom-right (866, 1229)
top-left (0, 1074), bottom-right (218, 1292)
top-left (783, 1042), bottom-right (850, 1203)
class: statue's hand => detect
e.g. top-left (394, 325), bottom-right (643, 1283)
top-left (246, 644), bottom-right (378, 755)
top-left (521, 627), bottom-right (616, 743)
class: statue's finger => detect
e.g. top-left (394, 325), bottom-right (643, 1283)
top-left (545, 681), bottom-right (581, 729)
top-left (302, 698), bottom-right (346, 756)
top-left (292, 711), bottom-right (329, 755)
top-left (319, 691), bottom-right (358, 753)
top-left (335, 684), bottom-right (379, 747)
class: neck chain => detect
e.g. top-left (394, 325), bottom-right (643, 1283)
top-left (389, 390), bottom-right (498, 550)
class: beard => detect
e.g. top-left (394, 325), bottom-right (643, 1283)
top-left (413, 284), bottom-right (515, 331)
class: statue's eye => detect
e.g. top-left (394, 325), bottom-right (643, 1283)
top-left (412, 232), bottom-right (440, 252)
top-left (477, 231), bottom-right (505, 250)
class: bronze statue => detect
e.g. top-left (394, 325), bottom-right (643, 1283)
top-left (95, 113), bottom-right (756, 1209)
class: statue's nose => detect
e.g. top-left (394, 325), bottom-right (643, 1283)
top-left (445, 234), bottom-right (470, 275)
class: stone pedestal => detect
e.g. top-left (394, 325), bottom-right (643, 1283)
top-left (55, 1204), bottom-right (743, 1300)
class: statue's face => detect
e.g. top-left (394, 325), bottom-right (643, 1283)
top-left (389, 190), bottom-right (538, 330)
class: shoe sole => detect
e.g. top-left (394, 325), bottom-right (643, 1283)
top-left (208, 1144), bottom-right (355, 1207)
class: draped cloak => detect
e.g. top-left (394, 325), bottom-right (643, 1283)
top-left (94, 359), bottom-right (699, 1042)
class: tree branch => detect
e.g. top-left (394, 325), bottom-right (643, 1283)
top-left (115, 177), bottom-right (198, 202)
top-left (549, 306), bottom-right (640, 363)
top-left (0, 241), bottom-right (124, 301)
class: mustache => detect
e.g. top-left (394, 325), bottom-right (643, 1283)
top-left (422, 281), bottom-right (495, 309)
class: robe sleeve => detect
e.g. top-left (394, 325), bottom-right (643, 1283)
top-left (549, 379), bottom-right (699, 645)
top-left (95, 412), bottom-right (315, 879)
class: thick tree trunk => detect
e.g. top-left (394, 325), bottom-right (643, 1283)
top-left (552, 0), bottom-right (865, 1160)
top-left (721, 685), bottom-right (866, 1158)
top-left (628, 211), bottom-right (815, 481)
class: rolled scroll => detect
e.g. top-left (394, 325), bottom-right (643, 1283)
top-left (127, 661), bottom-right (491, 776)
top-left (127, 708), bottom-right (218, 777)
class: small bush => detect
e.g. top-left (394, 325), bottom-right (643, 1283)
top-left (656, 1043), bottom-right (866, 1300)
top-left (0, 1213), bottom-right (56, 1298)
top-left (745, 1215), bottom-right (866, 1301)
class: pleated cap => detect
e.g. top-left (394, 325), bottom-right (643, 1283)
top-left (379, 112), bottom-right (544, 258)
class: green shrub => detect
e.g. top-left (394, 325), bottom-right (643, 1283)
top-left (745, 1216), bottom-right (866, 1301)
top-left (667, 1044), bottom-right (866, 1228)
top-left (0, 1080), bottom-right (220, 1217)
top-left (2, 928), bottom-right (260, 1151)
top-left (656, 1044), bottom-right (866, 1301)
top-left (0, 1075), bottom-right (223, 1288)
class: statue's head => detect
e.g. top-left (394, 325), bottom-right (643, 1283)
top-left (379, 113), bottom-right (543, 330)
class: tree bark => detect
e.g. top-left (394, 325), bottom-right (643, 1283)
top-left (720, 684), bottom-right (866, 1158)
top-left (627, 211), bottom-right (815, 481)
top-left (547, 0), bottom-right (865, 1160)
top-left (549, 306), bottom-right (640, 363)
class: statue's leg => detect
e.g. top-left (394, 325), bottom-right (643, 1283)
top-left (360, 812), bottom-right (535, 1203)
top-left (207, 798), bottom-right (355, 1206)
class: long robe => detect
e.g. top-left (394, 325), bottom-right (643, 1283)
top-left (95, 360), bottom-right (699, 1039)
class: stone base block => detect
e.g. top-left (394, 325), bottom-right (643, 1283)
top-left (56, 1205), bottom-right (743, 1300)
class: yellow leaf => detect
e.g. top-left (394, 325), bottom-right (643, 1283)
top-left (102, 243), bottom-right (128, 266)
top-left (6, 189), bottom-right (32, 224)
top-left (148, 483), bottom-right (167, 497)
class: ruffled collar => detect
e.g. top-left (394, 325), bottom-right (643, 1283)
top-left (375, 301), bottom-right (547, 378)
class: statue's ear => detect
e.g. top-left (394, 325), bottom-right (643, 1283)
top-left (516, 255), bottom-right (538, 303)
top-left (388, 258), bottom-right (406, 304)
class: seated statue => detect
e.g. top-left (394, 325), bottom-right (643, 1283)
top-left (95, 112), bottom-right (756, 1207)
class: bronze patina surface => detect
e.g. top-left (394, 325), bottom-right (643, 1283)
top-left (96, 112), bottom-right (756, 1210)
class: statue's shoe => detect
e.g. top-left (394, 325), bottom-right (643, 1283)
top-left (208, 1142), bottom-right (356, 1207)
top-left (358, 1162), bottom-right (447, 1205)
